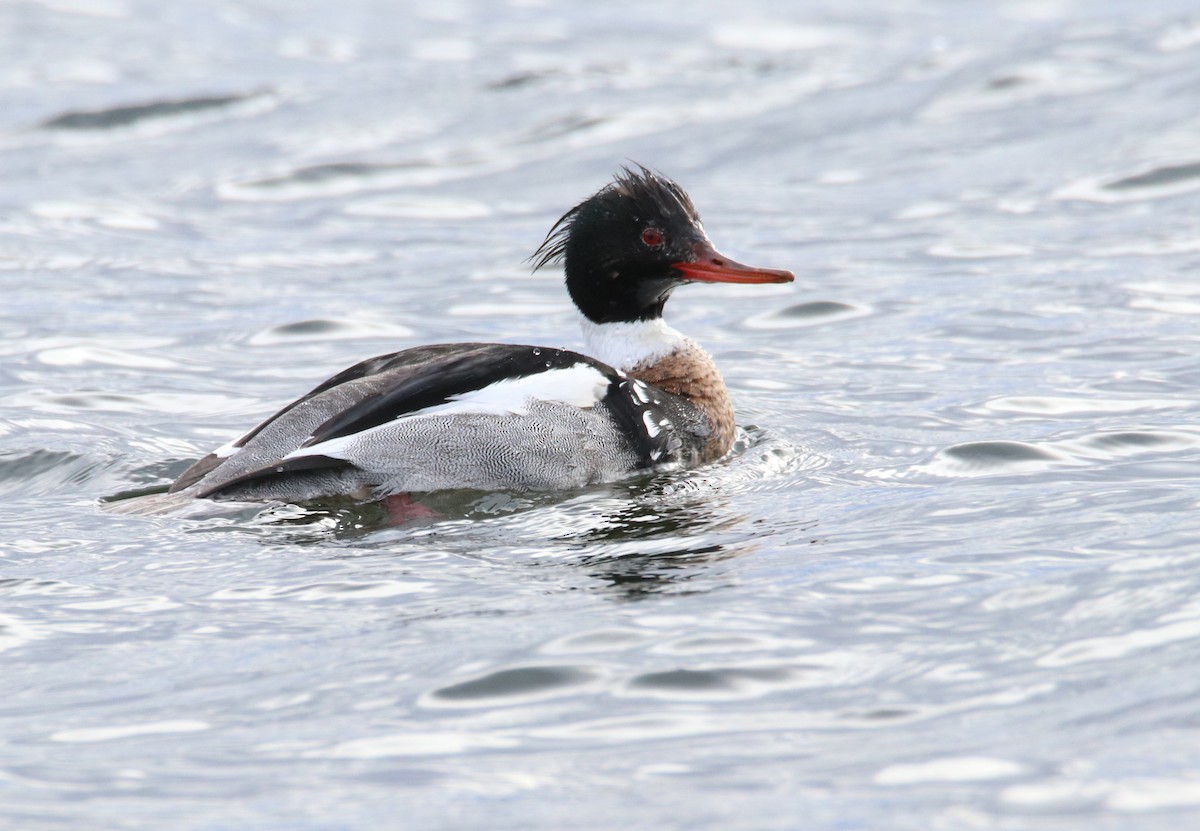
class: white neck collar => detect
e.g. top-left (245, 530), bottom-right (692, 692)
top-left (579, 316), bottom-right (687, 371)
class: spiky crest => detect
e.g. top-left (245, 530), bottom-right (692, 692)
top-left (529, 164), bottom-right (700, 272)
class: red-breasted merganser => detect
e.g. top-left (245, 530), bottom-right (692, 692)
top-left (171, 166), bottom-right (794, 503)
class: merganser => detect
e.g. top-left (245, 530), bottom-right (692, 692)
top-left (170, 166), bottom-right (794, 503)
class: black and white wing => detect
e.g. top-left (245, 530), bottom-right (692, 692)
top-left (172, 342), bottom-right (688, 502)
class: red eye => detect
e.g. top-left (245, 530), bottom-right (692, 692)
top-left (641, 227), bottom-right (664, 247)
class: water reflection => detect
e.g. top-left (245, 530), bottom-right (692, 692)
top-left (387, 477), bottom-right (758, 599)
top-left (227, 473), bottom-right (761, 597)
top-left (561, 491), bottom-right (753, 598)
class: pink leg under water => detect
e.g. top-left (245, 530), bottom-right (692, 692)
top-left (382, 493), bottom-right (441, 525)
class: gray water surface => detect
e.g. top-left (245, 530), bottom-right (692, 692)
top-left (4, 1), bottom-right (1200, 829)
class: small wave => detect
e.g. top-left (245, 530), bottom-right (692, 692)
top-left (706, 423), bottom-right (809, 485)
top-left (0, 448), bottom-right (115, 498)
top-left (743, 300), bottom-right (869, 330)
top-left (424, 665), bottom-right (601, 707)
top-left (344, 195), bottom-right (492, 220)
top-left (920, 58), bottom-right (1124, 121)
top-left (623, 665), bottom-right (803, 700)
top-left (516, 114), bottom-right (608, 144)
top-left (487, 69), bottom-right (566, 90)
top-left (247, 318), bottom-right (414, 346)
top-left (217, 160), bottom-right (444, 201)
top-left (1057, 159), bottom-right (1200, 203)
top-left (210, 578), bottom-right (431, 602)
top-left (935, 440), bottom-right (1066, 475)
top-left (0, 612), bottom-right (43, 654)
top-left (50, 720), bottom-right (209, 743)
top-left (980, 396), bottom-right (1190, 417)
top-left (914, 429), bottom-right (1200, 479)
top-left (927, 241), bottom-right (1030, 259)
top-left (39, 90), bottom-right (274, 131)
top-left (1105, 161), bottom-right (1200, 191)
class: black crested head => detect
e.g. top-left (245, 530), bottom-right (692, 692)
top-left (531, 164), bottom-right (706, 324)
top-left (531, 165), bottom-right (794, 324)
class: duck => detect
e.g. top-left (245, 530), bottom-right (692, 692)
top-left (170, 165), bottom-right (794, 503)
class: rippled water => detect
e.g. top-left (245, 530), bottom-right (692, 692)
top-left (4, 1), bottom-right (1200, 828)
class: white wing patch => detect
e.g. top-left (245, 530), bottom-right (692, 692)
top-left (408, 362), bottom-right (608, 418)
top-left (283, 362), bottom-right (609, 462)
top-left (214, 438), bottom-right (243, 458)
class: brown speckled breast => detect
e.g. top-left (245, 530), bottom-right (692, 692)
top-left (630, 338), bottom-right (735, 463)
